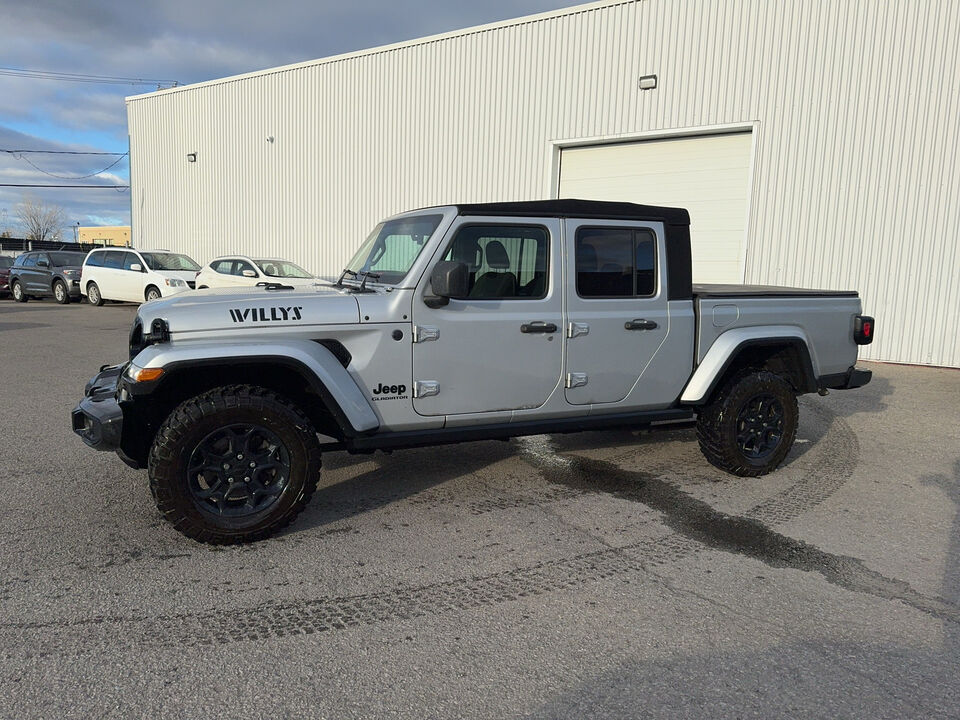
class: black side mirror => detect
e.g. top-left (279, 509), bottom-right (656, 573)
top-left (37, 259), bottom-right (49, 268)
top-left (425, 261), bottom-right (469, 308)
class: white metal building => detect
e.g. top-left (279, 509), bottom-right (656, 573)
top-left (126, 0), bottom-right (960, 367)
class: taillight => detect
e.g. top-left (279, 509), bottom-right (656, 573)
top-left (854, 315), bottom-right (874, 345)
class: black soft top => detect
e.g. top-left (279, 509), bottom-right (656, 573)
top-left (457, 199), bottom-right (690, 226)
top-left (455, 199), bottom-right (693, 301)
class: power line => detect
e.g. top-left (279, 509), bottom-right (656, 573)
top-left (0, 149), bottom-right (127, 156)
top-left (0, 183), bottom-right (129, 189)
top-left (4, 151), bottom-right (129, 179)
top-left (0, 66), bottom-right (179, 87)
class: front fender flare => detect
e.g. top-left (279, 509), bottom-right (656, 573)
top-left (131, 340), bottom-right (380, 435)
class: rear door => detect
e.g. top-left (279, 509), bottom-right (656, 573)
top-left (412, 218), bottom-right (562, 416)
top-left (18, 253), bottom-right (39, 292)
top-left (564, 220), bottom-right (670, 406)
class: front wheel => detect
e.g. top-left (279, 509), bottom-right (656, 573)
top-left (87, 282), bottom-right (104, 306)
top-left (696, 370), bottom-right (799, 477)
top-left (53, 279), bottom-right (70, 304)
top-left (148, 385), bottom-right (323, 544)
top-left (145, 286), bottom-right (161, 302)
top-left (11, 281), bottom-right (27, 303)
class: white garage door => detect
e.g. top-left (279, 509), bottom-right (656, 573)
top-left (559, 132), bottom-right (753, 284)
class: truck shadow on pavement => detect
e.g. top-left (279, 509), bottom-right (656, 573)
top-left (291, 393), bottom-right (858, 536)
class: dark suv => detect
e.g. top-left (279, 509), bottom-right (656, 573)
top-left (0, 256), bottom-right (14, 297)
top-left (9, 251), bottom-right (86, 304)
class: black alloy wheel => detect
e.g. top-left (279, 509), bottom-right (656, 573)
top-left (734, 393), bottom-right (785, 460)
top-left (187, 423), bottom-right (292, 518)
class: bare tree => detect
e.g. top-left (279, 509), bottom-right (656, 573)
top-left (15, 195), bottom-right (67, 242)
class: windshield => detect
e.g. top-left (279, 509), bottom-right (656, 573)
top-left (345, 214), bottom-right (444, 285)
top-left (49, 252), bottom-right (86, 267)
top-left (140, 252), bottom-right (200, 272)
top-left (253, 259), bottom-right (313, 279)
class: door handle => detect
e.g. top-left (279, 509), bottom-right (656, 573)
top-left (521, 321), bottom-right (558, 334)
top-left (624, 319), bottom-right (658, 331)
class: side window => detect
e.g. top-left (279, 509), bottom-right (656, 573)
top-left (211, 260), bottom-right (233, 275)
top-left (86, 252), bottom-right (103, 268)
top-left (441, 224), bottom-right (549, 300)
top-left (103, 252), bottom-right (124, 270)
top-left (576, 227), bottom-right (658, 298)
top-left (22, 254), bottom-right (38, 268)
top-left (122, 252), bottom-right (141, 271)
top-left (235, 260), bottom-right (257, 277)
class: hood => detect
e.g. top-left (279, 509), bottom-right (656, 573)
top-left (138, 284), bottom-right (360, 335)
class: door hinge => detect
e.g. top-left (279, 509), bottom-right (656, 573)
top-left (413, 325), bottom-right (440, 343)
top-left (567, 322), bottom-right (590, 338)
top-left (566, 372), bottom-right (588, 389)
top-left (414, 381), bottom-right (440, 398)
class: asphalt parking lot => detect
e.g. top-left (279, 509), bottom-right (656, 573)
top-left (1, 299), bottom-right (959, 719)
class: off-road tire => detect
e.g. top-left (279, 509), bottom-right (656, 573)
top-left (11, 280), bottom-right (27, 302)
top-left (148, 385), bottom-right (323, 544)
top-left (53, 279), bottom-right (70, 304)
top-left (145, 285), bottom-right (161, 302)
top-left (87, 282), bottom-right (104, 306)
top-left (696, 370), bottom-right (799, 477)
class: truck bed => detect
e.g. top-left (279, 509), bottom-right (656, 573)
top-left (693, 284), bottom-right (859, 298)
top-left (692, 285), bottom-right (863, 374)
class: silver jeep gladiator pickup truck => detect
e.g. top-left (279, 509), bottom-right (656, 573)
top-left (72, 200), bottom-right (874, 544)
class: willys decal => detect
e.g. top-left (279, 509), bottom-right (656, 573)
top-left (229, 306), bottom-right (304, 323)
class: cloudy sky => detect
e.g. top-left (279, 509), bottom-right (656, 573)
top-left (0, 0), bottom-right (571, 237)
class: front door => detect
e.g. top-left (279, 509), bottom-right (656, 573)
top-left (564, 220), bottom-right (670, 406)
top-left (34, 253), bottom-right (54, 294)
top-left (412, 218), bottom-right (563, 416)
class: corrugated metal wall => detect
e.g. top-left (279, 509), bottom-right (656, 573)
top-left (127, 0), bottom-right (960, 367)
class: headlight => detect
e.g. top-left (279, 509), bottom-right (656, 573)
top-left (63, 269), bottom-right (80, 278)
top-left (164, 278), bottom-right (186, 287)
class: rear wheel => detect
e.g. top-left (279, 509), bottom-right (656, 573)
top-left (53, 279), bottom-right (70, 304)
top-left (148, 385), bottom-right (323, 544)
top-left (696, 370), bottom-right (799, 477)
top-left (86, 282), bottom-right (104, 306)
top-left (145, 285), bottom-right (161, 302)
top-left (11, 280), bottom-right (27, 302)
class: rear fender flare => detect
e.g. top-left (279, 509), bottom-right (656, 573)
top-left (680, 326), bottom-right (818, 404)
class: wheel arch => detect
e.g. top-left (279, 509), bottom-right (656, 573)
top-left (681, 327), bottom-right (818, 405)
top-left (120, 342), bottom-right (379, 466)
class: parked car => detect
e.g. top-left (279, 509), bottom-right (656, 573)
top-left (72, 199), bottom-right (874, 544)
top-left (0, 256), bottom-right (15, 298)
top-left (194, 255), bottom-right (319, 289)
top-left (80, 248), bottom-right (200, 305)
top-left (9, 251), bottom-right (85, 303)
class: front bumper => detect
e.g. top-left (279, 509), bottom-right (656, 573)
top-left (818, 365), bottom-right (873, 391)
top-left (72, 365), bottom-right (125, 451)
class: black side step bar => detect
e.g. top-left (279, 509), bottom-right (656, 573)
top-left (342, 408), bottom-right (696, 453)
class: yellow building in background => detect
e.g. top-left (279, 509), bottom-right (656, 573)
top-left (78, 226), bottom-right (130, 247)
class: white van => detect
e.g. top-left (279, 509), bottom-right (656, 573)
top-left (81, 248), bottom-right (201, 305)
